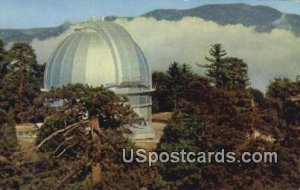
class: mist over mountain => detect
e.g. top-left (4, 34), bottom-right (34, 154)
top-left (1, 3), bottom-right (299, 91)
top-left (1, 3), bottom-right (300, 45)
top-left (0, 23), bottom-right (71, 46)
top-left (141, 3), bottom-right (300, 36)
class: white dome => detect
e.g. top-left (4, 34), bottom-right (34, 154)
top-left (43, 21), bottom-right (154, 137)
top-left (44, 21), bottom-right (151, 90)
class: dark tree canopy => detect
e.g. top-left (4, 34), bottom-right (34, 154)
top-left (152, 62), bottom-right (197, 112)
top-left (199, 44), bottom-right (249, 90)
top-left (19, 84), bottom-right (164, 189)
top-left (158, 85), bottom-right (300, 189)
top-left (0, 42), bottom-right (44, 121)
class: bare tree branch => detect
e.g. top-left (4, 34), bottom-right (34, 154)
top-left (37, 121), bottom-right (88, 149)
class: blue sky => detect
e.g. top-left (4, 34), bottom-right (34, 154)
top-left (0, 0), bottom-right (300, 29)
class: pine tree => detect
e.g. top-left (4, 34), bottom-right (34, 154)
top-left (0, 39), bottom-right (5, 60)
top-left (224, 57), bottom-right (249, 91)
top-left (266, 78), bottom-right (295, 101)
top-left (0, 42), bottom-right (43, 121)
top-left (152, 71), bottom-right (170, 112)
top-left (153, 62), bottom-right (195, 112)
top-left (199, 44), bottom-right (249, 91)
top-left (21, 84), bottom-right (164, 189)
top-left (198, 43), bottom-right (227, 88)
top-left (0, 108), bottom-right (20, 189)
top-left (157, 111), bottom-right (203, 189)
top-left (0, 39), bottom-right (9, 81)
top-left (158, 80), bottom-right (300, 189)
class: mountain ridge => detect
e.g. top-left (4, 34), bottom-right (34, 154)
top-left (141, 3), bottom-right (300, 35)
top-left (0, 3), bottom-right (299, 45)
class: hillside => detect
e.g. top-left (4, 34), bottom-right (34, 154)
top-left (141, 3), bottom-right (300, 36)
top-left (0, 22), bottom-right (70, 45)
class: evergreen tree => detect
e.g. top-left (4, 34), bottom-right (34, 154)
top-left (152, 71), bottom-right (171, 112)
top-left (224, 57), bottom-right (249, 91)
top-left (266, 78), bottom-right (300, 138)
top-left (0, 39), bottom-right (5, 61)
top-left (0, 39), bottom-right (9, 81)
top-left (152, 62), bottom-right (195, 112)
top-left (167, 62), bottom-right (184, 111)
top-left (266, 78), bottom-right (297, 101)
top-left (158, 81), bottom-right (300, 189)
top-left (0, 109), bottom-right (20, 189)
top-left (198, 43), bottom-right (227, 88)
top-left (21, 84), bottom-right (164, 189)
top-left (157, 111), bottom-right (203, 189)
top-left (199, 44), bottom-right (249, 90)
top-left (0, 42), bottom-right (43, 121)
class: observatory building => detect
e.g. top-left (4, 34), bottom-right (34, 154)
top-left (43, 20), bottom-right (154, 139)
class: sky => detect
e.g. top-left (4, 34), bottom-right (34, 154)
top-left (0, 0), bottom-right (300, 29)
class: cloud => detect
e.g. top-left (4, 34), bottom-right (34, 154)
top-left (31, 28), bottom-right (73, 65)
top-left (31, 17), bottom-right (300, 92)
top-left (115, 17), bottom-right (300, 91)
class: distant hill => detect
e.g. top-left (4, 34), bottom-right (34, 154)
top-left (0, 22), bottom-right (71, 45)
top-left (0, 3), bottom-right (300, 45)
top-left (141, 3), bottom-right (300, 36)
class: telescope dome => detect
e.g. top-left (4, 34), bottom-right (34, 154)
top-left (44, 21), bottom-right (151, 89)
top-left (43, 21), bottom-right (154, 139)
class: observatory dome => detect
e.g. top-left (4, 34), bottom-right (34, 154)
top-left (44, 21), bottom-right (154, 139)
top-left (44, 22), bottom-right (150, 89)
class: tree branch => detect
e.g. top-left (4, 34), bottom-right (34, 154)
top-left (37, 121), bottom-right (88, 149)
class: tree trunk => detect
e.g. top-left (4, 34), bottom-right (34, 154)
top-left (89, 116), bottom-right (102, 189)
top-left (19, 60), bottom-right (25, 116)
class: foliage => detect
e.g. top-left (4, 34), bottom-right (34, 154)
top-left (0, 108), bottom-right (20, 189)
top-left (20, 84), bottom-right (164, 189)
top-left (0, 37), bottom-right (299, 189)
top-left (156, 59), bottom-right (300, 189)
top-left (158, 85), bottom-right (300, 189)
top-left (152, 62), bottom-right (197, 112)
top-left (0, 42), bottom-right (44, 122)
top-left (157, 112), bottom-right (203, 188)
top-left (198, 44), bottom-right (249, 90)
top-left (267, 77), bottom-right (300, 101)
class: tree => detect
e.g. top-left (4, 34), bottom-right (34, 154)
top-left (21, 84), bottom-right (164, 189)
top-left (0, 42), bottom-right (43, 121)
top-left (152, 71), bottom-right (171, 112)
top-left (0, 39), bottom-right (5, 60)
top-left (167, 62), bottom-right (186, 111)
top-left (199, 44), bottom-right (249, 90)
top-left (0, 109), bottom-right (20, 189)
top-left (266, 78), bottom-right (297, 101)
top-left (266, 78), bottom-right (300, 142)
top-left (198, 43), bottom-right (227, 88)
top-left (0, 39), bottom-right (9, 81)
top-left (152, 62), bottom-right (196, 112)
top-left (157, 111), bottom-right (204, 189)
top-left (158, 81), bottom-right (300, 189)
top-left (224, 57), bottom-right (249, 91)
top-left (247, 88), bottom-right (265, 108)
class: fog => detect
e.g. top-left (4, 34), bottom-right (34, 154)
top-left (31, 28), bottom-right (73, 65)
top-left (31, 17), bottom-right (300, 91)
